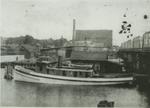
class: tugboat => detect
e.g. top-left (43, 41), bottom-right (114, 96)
top-left (13, 56), bottom-right (133, 85)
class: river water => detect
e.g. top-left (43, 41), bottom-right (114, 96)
top-left (0, 68), bottom-right (150, 107)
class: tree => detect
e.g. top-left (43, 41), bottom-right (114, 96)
top-left (23, 35), bottom-right (34, 44)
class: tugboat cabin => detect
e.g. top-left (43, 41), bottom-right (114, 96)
top-left (46, 67), bottom-right (93, 78)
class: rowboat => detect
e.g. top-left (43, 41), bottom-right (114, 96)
top-left (13, 65), bottom-right (133, 85)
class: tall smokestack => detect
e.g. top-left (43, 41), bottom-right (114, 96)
top-left (72, 19), bottom-right (76, 41)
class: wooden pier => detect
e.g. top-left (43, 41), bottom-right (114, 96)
top-left (118, 47), bottom-right (150, 85)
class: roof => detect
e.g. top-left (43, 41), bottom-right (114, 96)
top-left (70, 51), bottom-right (108, 61)
top-left (38, 56), bottom-right (57, 61)
top-left (143, 31), bottom-right (150, 35)
top-left (47, 67), bottom-right (93, 73)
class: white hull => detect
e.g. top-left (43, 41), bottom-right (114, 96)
top-left (13, 66), bottom-right (133, 85)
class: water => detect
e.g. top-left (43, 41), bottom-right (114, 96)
top-left (0, 68), bottom-right (150, 107)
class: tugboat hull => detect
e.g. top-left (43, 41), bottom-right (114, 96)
top-left (13, 66), bottom-right (133, 85)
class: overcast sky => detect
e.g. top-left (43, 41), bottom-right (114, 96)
top-left (1, 0), bottom-right (150, 45)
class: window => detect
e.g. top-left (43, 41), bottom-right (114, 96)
top-left (73, 72), bottom-right (77, 77)
top-left (40, 66), bottom-right (42, 71)
top-left (62, 71), bottom-right (66, 76)
top-left (79, 72), bottom-right (83, 77)
top-left (47, 69), bottom-right (49, 74)
top-left (85, 73), bottom-right (90, 77)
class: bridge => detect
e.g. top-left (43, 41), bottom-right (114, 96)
top-left (118, 31), bottom-right (150, 85)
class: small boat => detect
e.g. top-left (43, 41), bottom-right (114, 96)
top-left (97, 100), bottom-right (114, 107)
top-left (13, 64), bottom-right (133, 85)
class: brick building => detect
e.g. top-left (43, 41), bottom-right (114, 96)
top-left (74, 30), bottom-right (112, 48)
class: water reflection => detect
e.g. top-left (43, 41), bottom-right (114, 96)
top-left (136, 85), bottom-right (150, 108)
top-left (1, 69), bottom-right (150, 107)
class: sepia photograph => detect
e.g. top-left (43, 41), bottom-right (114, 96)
top-left (0, 0), bottom-right (150, 107)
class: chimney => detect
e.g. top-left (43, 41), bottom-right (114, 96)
top-left (72, 19), bottom-right (76, 41)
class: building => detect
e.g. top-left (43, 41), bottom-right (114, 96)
top-left (74, 30), bottom-right (112, 48)
top-left (70, 51), bottom-right (108, 63)
top-left (19, 44), bottom-right (39, 59)
top-left (40, 47), bottom-right (66, 60)
top-left (72, 19), bottom-right (112, 48)
top-left (63, 20), bottom-right (113, 61)
top-left (40, 20), bottom-right (114, 63)
top-left (65, 20), bottom-right (113, 60)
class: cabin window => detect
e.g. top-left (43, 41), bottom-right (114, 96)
top-left (73, 72), bottom-right (77, 77)
top-left (55, 70), bottom-right (58, 75)
top-left (58, 70), bottom-right (61, 75)
top-left (85, 73), bottom-right (90, 77)
top-left (47, 69), bottom-right (49, 74)
top-left (54, 70), bottom-right (56, 75)
top-left (40, 66), bottom-right (42, 71)
top-left (62, 71), bottom-right (66, 76)
top-left (51, 69), bottom-right (55, 75)
top-left (69, 71), bottom-right (73, 76)
top-left (82, 72), bottom-right (85, 77)
top-left (79, 72), bottom-right (83, 77)
top-left (93, 64), bottom-right (100, 74)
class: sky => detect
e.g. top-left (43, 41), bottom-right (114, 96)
top-left (1, 0), bottom-right (150, 45)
